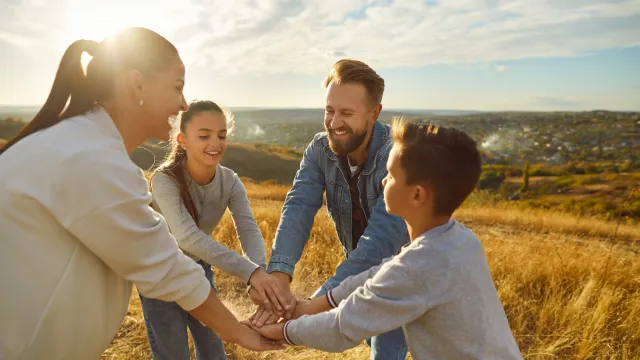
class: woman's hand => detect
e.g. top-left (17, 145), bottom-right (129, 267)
top-left (233, 324), bottom-right (286, 351)
top-left (248, 268), bottom-right (293, 316)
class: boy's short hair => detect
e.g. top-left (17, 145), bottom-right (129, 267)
top-left (323, 59), bottom-right (385, 106)
top-left (391, 117), bottom-right (482, 216)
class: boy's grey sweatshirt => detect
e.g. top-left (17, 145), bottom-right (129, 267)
top-left (284, 220), bottom-right (522, 360)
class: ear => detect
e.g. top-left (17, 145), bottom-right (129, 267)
top-left (412, 184), bottom-right (429, 207)
top-left (177, 132), bottom-right (186, 149)
top-left (371, 104), bottom-right (382, 121)
top-left (124, 69), bottom-right (144, 104)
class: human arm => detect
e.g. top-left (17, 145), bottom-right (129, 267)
top-left (267, 137), bottom-right (326, 280)
top-left (151, 172), bottom-right (260, 284)
top-left (152, 172), bottom-right (289, 312)
top-left (228, 174), bottom-right (266, 268)
top-left (52, 150), bottom-right (283, 350)
top-left (313, 193), bottom-right (409, 297)
top-left (255, 247), bottom-right (435, 352)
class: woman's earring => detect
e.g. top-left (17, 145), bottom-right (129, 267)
top-left (138, 99), bottom-right (144, 106)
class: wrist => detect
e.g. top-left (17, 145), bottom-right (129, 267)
top-left (271, 271), bottom-right (292, 285)
top-left (247, 266), bottom-right (262, 286)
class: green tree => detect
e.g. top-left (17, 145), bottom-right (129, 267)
top-left (521, 161), bottom-right (530, 192)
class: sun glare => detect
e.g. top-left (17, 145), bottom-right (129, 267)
top-left (62, 0), bottom-right (169, 45)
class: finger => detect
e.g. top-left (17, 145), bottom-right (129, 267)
top-left (256, 307), bottom-right (273, 327)
top-left (284, 295), bottom-right (297, 319)
top-left (264, 284), bottom-right (284, 313)
top-left (251, 307), bottom-right (265, 326)
top-left (248, 287), bottom-right (263, 306)
top-left (240, 320), bottom-right (257, 331)
top-left (256, 288), bottom-right (273, 312)
top-left (249, 307), bottom-right (260, 322)
top-left (273, 282), bottom-right (293, 311)
top-left (264, 313), bottom-right (279, 325)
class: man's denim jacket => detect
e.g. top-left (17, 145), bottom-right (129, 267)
top-left (267, 121), bottom-right (410, 296)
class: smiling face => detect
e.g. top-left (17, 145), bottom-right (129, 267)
top-left (138, 57), bottom-right (189, 141)
top-left (177, 110), bottom-right (228, 168)
top-left (323, 81), bottom-right (378, 156)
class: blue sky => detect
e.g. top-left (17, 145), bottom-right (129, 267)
top-left (1, 0), bottom-right (639, 111)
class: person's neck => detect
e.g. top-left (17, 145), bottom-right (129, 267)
top-left (406, 213), bottom-right (451, 242)
top-left (185, 157), bottom-right (217, 186)
top-left (102, 104), bottom-right (146, 155)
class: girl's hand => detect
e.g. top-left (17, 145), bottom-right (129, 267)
top-left (249, 306), bottom-right (281, 327)
top-left (248, 268), bottom-right (293, 316)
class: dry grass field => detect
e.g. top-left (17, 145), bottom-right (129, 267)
top-left (103, 183), bottom-right (640, 360)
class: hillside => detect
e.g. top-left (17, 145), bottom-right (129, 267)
top-left (103, 185), bottom-right (640, 360)
top-left (0, 135), bottom-right (302, 185)
top-left (132, 141), bottom-right (301, 184)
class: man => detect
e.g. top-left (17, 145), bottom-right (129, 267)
top-left (251, 59), bottom-right (410, 359)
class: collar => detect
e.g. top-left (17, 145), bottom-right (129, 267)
top-left (417, 219), bottom-right (456, 241)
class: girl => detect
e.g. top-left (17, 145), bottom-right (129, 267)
top-left (140, 100), bottom-right (288, 359)
top-left (0, 27), bottom-right (284, 360)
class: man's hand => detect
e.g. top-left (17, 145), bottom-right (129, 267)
top-left (248, 270), bottom-right (296, 318)
top-left (247, 268), bottom-right (292, 317)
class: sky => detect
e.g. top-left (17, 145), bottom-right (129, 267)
top-left (1, 0), bottom-right (639, 111)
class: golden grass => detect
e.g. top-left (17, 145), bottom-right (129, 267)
top-left (103, 193), bottom-right (640, 360)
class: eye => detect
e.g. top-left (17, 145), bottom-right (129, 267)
top-left (199, 135), bottom-right (209, 140)
top-left (218, 135), bottom-right (227, 140)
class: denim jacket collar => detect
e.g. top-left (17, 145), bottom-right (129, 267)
top-left (322, 121), bottom-right (390, 176)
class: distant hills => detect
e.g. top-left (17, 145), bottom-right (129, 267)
top-left (0, 105), bottom-right (481, 124)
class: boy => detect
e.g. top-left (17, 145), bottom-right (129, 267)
top-left (248, 118), bottom-right (522, 359)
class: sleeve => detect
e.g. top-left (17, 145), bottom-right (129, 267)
top-left (150, 172), bottom-right (259, 284)
top-left (228, 174), bottom-right (267, 268)
top-left (284, 248), bottom-right (437, 352)
top-left (314, 192), bottom-right (409, 296)
top-left (51, 150), bottom-right (211, 311)
top-left (325, 255), bottom-right (393, 307)
top-left (267, 138), bottom-right (326, 278)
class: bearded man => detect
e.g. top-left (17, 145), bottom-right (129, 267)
top-left (251, 59), bottom-right (410, 360)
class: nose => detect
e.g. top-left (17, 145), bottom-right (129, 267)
top-left (330, 116), bottom-right (345, 130)
top-left (382, 176), bottom-right (387, 188)
top-left (179, 95), bottom-right (188, 112)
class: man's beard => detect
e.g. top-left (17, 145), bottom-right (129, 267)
top-left (327, 126), bottom-right (368, 156)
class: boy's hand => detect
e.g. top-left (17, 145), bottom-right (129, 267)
top-left (292, 296), bottom-right (331, 319)
top-left (243, 320), bottom-right (286, 341)
top-left (234, 323), bottom-right (286, 351)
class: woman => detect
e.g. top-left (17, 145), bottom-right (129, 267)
top-left (140, 100), bottom-right (288, 359)
top-left (0, 27), bottom-right (284, 360)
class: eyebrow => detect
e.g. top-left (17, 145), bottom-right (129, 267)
top-left (197, 128), bottom-right (226, 132)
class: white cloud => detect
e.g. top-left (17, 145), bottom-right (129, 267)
top-left (2, 0), bottom-right (640, 75)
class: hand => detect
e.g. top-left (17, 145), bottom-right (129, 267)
top-left (248, 268), bottom-right (292, 316)
top-left (290, 296), bottom-right (332, 319)
top-left (249, 306), bottom-right (281, 328)
top-left (233, 324), bottom-right (286, 351)
top-left (243, 320), bottom-right (285, 341)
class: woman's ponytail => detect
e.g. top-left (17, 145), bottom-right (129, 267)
top-left (0, 39), bottom-right (100, 155)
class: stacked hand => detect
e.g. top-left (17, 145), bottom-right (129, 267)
top-left (247, 268), bottom-right (294, 317)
